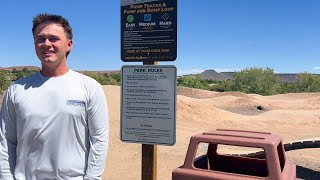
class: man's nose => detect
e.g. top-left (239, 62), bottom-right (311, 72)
top-left (43, 39), bottom-right (52, 46)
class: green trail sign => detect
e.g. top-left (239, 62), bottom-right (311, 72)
top-left (121, 0), bottom-right (177, 62)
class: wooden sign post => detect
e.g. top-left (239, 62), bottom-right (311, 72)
top-left (142, 144), bottom-right (157, 180)
top-left (142, 60), bottom-right (158, 180)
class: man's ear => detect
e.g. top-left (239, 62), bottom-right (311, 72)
top-left (67, 39), bottom-right (73, 51)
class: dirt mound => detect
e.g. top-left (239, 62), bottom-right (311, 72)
top-left (177, 86), bottom-right (219, 99)
top-left (267, 92), bottom-right (320, 100)
top-left (214, 91), bottom-right (256, 99)
top-left (102, 85), bottom-right (320, 180)
top-left (254, 96), bottom-right (320, 110)
top-left (195, 96), bottom-right (267, 115)
top-left (177, 86), bottom-right (255, 100)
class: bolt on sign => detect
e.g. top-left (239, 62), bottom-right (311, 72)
top-left (121, 65), bottom-right (177, 145)
top-left (121, 0), bottom-right (177, 62)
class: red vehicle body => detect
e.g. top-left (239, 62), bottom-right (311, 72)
top-left (172, 129), bottom-right (296, 180)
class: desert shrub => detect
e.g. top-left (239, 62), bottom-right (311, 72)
top-left (103, 73), bottom-right (121, 85)
top-left (110, 73), bottom-right (121, 84)
top-left (234, 67), bottom-right (279, 95)
top-left (209, 80), bottom-right (237, 92)
top-left (296, 73), bottom-right (320, 92)
top-left (0, 72), bottom-right (10, 92)
top-left (0, 73), bottom-right (6, 90)
top-left (177, 68), bottom-right (320, 95)
top-left (84, 72), bottom-right (104, 84)
top-left (105, 77), bottom-right (119, 85)
top-left (16, 71), bottom-right (26, 80)
top-left (277, 82), bottom-right (298, 94)
top-left (84, 72), bottom-right (120, 85)
top-left (177, 76), bottom-right (209, 90)
top-left (14, 68), bottom-right (38, 80)
top-left (11, 68), bottom-right (18, 73)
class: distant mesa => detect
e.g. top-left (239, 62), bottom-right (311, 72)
top-left (182, 69), bottom-right (320, 83)
top-left (200, 69), bottom-right (235, 81)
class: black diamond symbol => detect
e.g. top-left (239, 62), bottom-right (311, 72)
top-left (162, 13), bottom-right (169, 21)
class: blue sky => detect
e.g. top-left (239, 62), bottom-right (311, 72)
top-left (0, 0), bottom-right (319, 75)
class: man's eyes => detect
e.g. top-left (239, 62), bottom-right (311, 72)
top-left (36, 37), bottom-right (59, 43)
top-left (49, 37), bottom-right (58, 42)
top-left (36, 38), bottom-right (45, 43)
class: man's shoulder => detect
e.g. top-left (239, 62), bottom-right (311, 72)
top-left (69, 70), bottom-right (101, 87)
top-left (68, 70), bottom-right (104, 97)
top-left (14, 72), bottom-right (40, 84)
top-left (4, 72), bottom-right (40, 96)
top-left (11, 72), bottom-right (40, 88)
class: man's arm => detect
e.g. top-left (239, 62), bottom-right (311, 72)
top-left (0, 90), bottom-right (17, 180)
top-left (84, 85), bottom-right (109, 180)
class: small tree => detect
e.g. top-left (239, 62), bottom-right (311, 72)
top-left (0, 73), bottom-right (6, 89)
top-left (110, 73), bottom-right (121, 84)
top-left (210, 80), bottom-right (237, 92)
top-left (278, 82), bottom-right (298, 94)
top-left (234, 67), bottom-right (279, 95)
top-left (0, 73), bottom-right (10, 92)
top-left (22, 67), bottom-right (30, 74)
top-left (16, 71), bottom-right (26, 80)
top-left (297, 73), bottom-right (320, 92)
top-left (177, 76), bottom-right (209, 90)
top-left (11, 68), bottom-right (18, 73)
top-left (84, 72), bottom-right (103, 84)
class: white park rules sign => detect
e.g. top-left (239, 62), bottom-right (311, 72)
top-left (121, 65), bottom-right (176, 145)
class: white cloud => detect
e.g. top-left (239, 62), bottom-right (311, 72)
top-left (313, 67), bottom-right (320, 70)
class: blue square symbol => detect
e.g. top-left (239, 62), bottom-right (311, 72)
top-left (144, 14), bottom-right (151, 21)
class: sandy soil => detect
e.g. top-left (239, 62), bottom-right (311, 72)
top-left (1, 86), bottom-right (319, 179)
top-left (102, 86), bottom-right (320, 180)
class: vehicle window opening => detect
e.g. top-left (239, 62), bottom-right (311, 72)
top-left (194, 143), bottom-right (269, 177)
top-left (277, 141), bottom-right (285, 171)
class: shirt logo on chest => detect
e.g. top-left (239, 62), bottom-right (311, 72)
top-left (66, 100), bottom-right (86, 107)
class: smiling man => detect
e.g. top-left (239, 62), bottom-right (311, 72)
top-left (0, 13), bottom-right (109, 180)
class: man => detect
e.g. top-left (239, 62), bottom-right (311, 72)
top-left (0, 13), bottom-right (109, 180)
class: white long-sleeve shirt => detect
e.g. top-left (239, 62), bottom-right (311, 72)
top-left (0, 70), bottom-right (109, 180)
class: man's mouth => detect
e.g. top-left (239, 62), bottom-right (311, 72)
top-left (43, 51), bottom-right (54, 55)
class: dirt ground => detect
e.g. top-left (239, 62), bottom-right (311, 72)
top-left (1, 86), bottom-right (319, 180)
top-left (103, 86), bottom-right (320, 180)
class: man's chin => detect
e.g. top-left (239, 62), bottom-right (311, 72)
top-left (41, 59), bottom-right (55, 63)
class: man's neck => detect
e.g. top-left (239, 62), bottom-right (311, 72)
top-left (41, 62), bottom-right (69, 77)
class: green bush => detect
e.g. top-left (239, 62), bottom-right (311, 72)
top-left (109, 73), bottom-right (121, 84)
top-left (296, 73), bottom-right (320, 92)
top-left (176, 68), bottom-right (320, 95)
top-left (234, 67), bottom-right (279, 95)
top-left (209, 80), bottom-right (237, 92)
top-left (84, 72), bottom-right (120, 85)
top-left (0, 72), bottom-right (10, 92)
top-left (14, 68), bottom-right (38, 80)
top-left (177, 76), bottom-right (209, 90)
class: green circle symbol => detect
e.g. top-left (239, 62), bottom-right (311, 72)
top-left (127, 15), bottom-right (134, 23)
